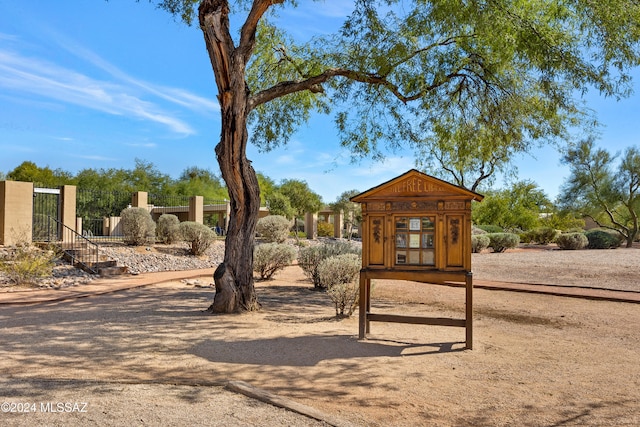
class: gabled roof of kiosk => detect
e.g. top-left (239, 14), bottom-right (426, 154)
top-left (350, 169), bottom-right (484, 202)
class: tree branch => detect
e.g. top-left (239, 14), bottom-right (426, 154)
top-left (249, 66), bottom-right (462, 109)
top-left (199, 1), bottom-right (234, 96)
top-left (238, 0), bottom-right (284, 64)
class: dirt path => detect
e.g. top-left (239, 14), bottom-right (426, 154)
top-left (1, 257), bottom-right (639, 426)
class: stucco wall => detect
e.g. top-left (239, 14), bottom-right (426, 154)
top-left (0, 181), bottom-right (34, 245)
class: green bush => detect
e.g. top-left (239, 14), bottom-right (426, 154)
top-left (487, 233), bottom-right (520, 253)
top-left (555, 232), bottom-right (588, 250)
top-left (290, 230), bottom-right (307, 239)
top-left (564, 227), bottom-right (586, 234)
top-left (519, 230), bottom-right (534, 244)
top-left (0, 244), bottom-right (56, 285)
top-left (179, 221), bottom-right (216, 255)
top-left (256, 215), bottom-right (291, 243)
top-left (476, 224), bottom-right (503, 234)
top-left (121, 207), bottom-right (156, 246)
top-left (471, 234), bottom-right (491, 253)
top-left (253, 243), bottom-right (296, 280)
top-left (472, 226), bottom-right (488, 235)
top-left (527, 227), bottom-right (559, 245)
top-left (156, 214), bottom-right (181, 244)
top-left (585, 229), bottom-right (623, 249)
top-left (317, 254), bottom-right (361, 317)
top-left (317, 221), bottom-right (334, 237)
top-left (298, 241), bottom-right (362, 288)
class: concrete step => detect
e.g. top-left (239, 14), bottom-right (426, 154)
top-left (91, 260), bottom-right (118, 269)
top-left (98, 266), bottom-right (129, 277)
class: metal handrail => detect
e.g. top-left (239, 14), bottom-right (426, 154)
top-left (47, 216), bottom-right (99, 274)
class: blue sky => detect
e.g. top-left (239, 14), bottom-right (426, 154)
top-left (1, 1), bottom-right (639, 203)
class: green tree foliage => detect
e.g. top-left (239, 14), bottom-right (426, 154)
top-left (256, 172), bottom-right (277, 204)
top-left (7, 161), bottom-right (75, 187)
top-left (278, 179), bottom-right (323, 240)
top-left (174, 166), bottom-right (228, 201)
top-left (472, 181), bottom-right (552, 231)
top-left (265, 191), bottom-right (295, 219)
top-left (154, 0), bottom-right (640, 313)
top-left (415, 104), bottom-right (549, 192)
top-left (129, 159), bottom-right (174, 194)
top-left (559, 138), bottom-right (640, 247)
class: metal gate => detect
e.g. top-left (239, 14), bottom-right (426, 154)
top-left (32, 187), bottom-right (60, 242)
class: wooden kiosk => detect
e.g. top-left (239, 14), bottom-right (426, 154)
top-left (350, 170), bottom-right (484, 349)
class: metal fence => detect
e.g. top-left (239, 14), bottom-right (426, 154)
top-left (33, 188), bottom-right (60, 242)
top-left (76, 189), bottom-right (132, 242)
top-left (148, 193), bottom-right (191, 217)
top-left (77, 189), bottom-right (132, 220)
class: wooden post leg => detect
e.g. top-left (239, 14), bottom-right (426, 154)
top-left (359, 272), bottom-right (366, 339)
top-left (365, 278), bottom-right (371, 334)
top-left (465, 272), bottom-right (473, 350)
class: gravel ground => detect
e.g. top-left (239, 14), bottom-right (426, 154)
top-left (99, 241), bottom-right (225, 274)
top-left (1, 379), bottom-right (330, 427)
top-left (1, 240), bottom-right (639, 426)
top-left (2, 240), bottom-right (638, 294)
top-left (472, 245), bottom-right (640, 292)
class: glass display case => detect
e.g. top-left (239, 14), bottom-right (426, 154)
top-left (394, 216), bottom-right (435, 266)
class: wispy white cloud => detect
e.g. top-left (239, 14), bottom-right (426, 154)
top-left (125, 142), bottom-right (158, 149)
top-left (0, 33), bottom-right (218, 136)
top-left (0, 33), bottom-right (19, 42)
top-left (0, 143), bottom-right (36, 153)
top-left (74, 154), bottom-right (118, 161)
top-left (51, 34), bottom-right (219, 113)
top-left (349, 157), bottom-right (410, 176)
top-left (275, 154), bottom-right (296, 164)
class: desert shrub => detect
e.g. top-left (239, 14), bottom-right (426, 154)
top-left (290, 230), bottom-right (307, 239)
top-left (253, 243), bottom-right (296, 280)
top-left (528, 227), bottom-right (559, 245)
top-left (256, 215), bottom-right (291, 243)
top-left (564, 227), bottom-right (586, 233)
top-left (486, 233), bottom-right (520, 253)
top-left (179, 221), bottom-right (216, 255)
top-left (121, 207), bottom-right (156, 246)
top-left (472, 226), bottom-right (488, 235)
top-left (476, 224), bottom-right (503, 234)
top-left (585, 229), bottom-right (623, 249)
top-left (317, 221), bottom-right (334, 237)
top-left (519, 230), bottom-right (534, 244)
top-left (555, 232), bottom-right (588, 250)
top-left (298, 241), bottom-right (361, 288)
top-left (0, 244), bottom-right (56, 285)
top-left (317, 254), bottom-right (361, 317)
top-left (471, 234), bottom-right (491, 253)
top-left (156, 214), bottom-right (181, 244)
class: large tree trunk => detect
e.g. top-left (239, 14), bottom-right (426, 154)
top-left (200, 0), bottom-right (261, 313)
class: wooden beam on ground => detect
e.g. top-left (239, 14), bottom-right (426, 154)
top-left (226, 380), bottom-right (350, 427)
